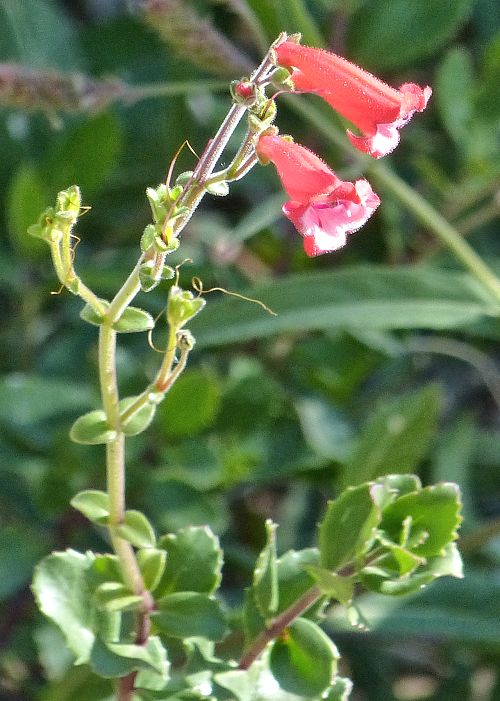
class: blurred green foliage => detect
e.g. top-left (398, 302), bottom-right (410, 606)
top-left (1, 0), bottom-right (500, 699)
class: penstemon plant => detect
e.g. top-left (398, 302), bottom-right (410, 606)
top-left (29, 33), bottom-right (463, 701)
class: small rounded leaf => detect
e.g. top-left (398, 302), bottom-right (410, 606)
top-left (270, 618), bottom-right (338, 697)
top-left (137, 548), bottom-right (167, 592)
top-left (112, 307), bottom-right (155, 333)
top-left (94, 582), bottom-right (143, 612)
top-left (71, 490), bottom-right (110, 524)
top-left (70, 410), bottom-right (117, 445)
top-left (116, 510), bottom-right (156, 549)
top-left (80, 300), bottom-right (109, 327)
top-left (119, 396), bottom-right (156, 437)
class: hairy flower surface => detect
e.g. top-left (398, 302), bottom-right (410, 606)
top-left (275, 41), bottom-right (431, 158)
top-left (256, 134), bottom-right (380, 256)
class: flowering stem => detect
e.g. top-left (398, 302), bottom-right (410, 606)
top-left (285, 96), bottom-right (500, 306)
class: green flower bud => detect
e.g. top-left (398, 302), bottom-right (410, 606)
top-left (167, 285), bottom-right (206, 330)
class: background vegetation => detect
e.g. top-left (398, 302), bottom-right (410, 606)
top-left (1, 0), bottom-right (500, 699)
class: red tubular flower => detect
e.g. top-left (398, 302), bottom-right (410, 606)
top-left (256, 134), bottom-right (380, 256)
top-left (275, 41), bottom-right (431, 158)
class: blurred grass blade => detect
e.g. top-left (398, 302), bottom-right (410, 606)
top-left (190, 265), bottom-right (499, 348)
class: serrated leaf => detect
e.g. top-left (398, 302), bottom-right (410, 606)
top-left (269, 618), bottom-right (338, 696)
top-left (119, 396), bottom-right (156, 437)
top-left (153, 592), bottom-right (227, 640)
top-left (32, 550), bottom-right (96, 664)
top-left (276, 548), bottom-right (321, 615)
top-left (369, 474), bottom-right (422, 511)
top-left (305, 567), bottom-right (354, 605)
top-left (90, 635), bottom-right (169, 680)
top-left (380, 483), bottom-right (462, 557)
top-left (156, 526), bottom-right (223, 596)
top-left (253, 519), bottom-right (279, 618)
top-left (137, 548), bottom-right (167, 592)
top-left (341, 386), bottom-right (441, 489)
top-left (112, 306), bottom-right (155, 333)
top-left (70, 490), bottom-right (110, 524)
top-left (116, 510), bottom-right (156, 549)
top-left (69, 410), bottom-right (117, 445)
top-left (319, 484), bottom-right (379, 571)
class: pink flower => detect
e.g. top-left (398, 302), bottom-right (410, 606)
top-left (256, 134), bottom-right (380, 256)
top-left (275, 41), bottom-right (431, 158)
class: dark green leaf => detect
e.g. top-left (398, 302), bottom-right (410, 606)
top-left (341, 386), bottom-right (441, 489)
top-left (269, 618), bottom-right (338, 696)
top-left (89, 635), bottom-right (169, 680)
top-left (156, 526), bottom-right (223, 596)
top-left (7, 163), bottom-right (48, 259)
top-left (305, 567), bottom-right (354, 605)
top-left (319, 484), bottom-right (379, 571)
top-left (153, 592), bottom-right (227, 640)
top-left (380, 483), bottom-right (462, 557)
top-left (347, 0), bottom-right (473, 70)
top-left (0, 526), bottom-right (46, 600)
top-left (156, 369), bottom-right (221, 439)
top-left (435, 47), bottom-right (475, 144)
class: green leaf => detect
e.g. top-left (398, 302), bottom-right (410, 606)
top-left (341, 386), bottom-right (441, 489)
top-left (319, 484), bottom-right (379, 571)
top-left (156, 526), bottom-right (223, 596)
top-left (119, 396), bottom-right (157, 437)
top-left (69, 410), bottom-right (117, 445)
top-left (137, 548), bottom-right (167, 592)
top-left (435, 47), bottom-right (475, 145)
top-left (253, 519), bottom-right (279, 618)
top-left (347, 0), bottom-right (473, 71)
top-left (380, 483), bottom-right (462, 557)
top-left (269, 618), bottom-right (338, 696)
top-left (90, 635), bottom-right (169, 680)
top-left (156, 369), bottom-right (221, 439)
top-left (0, 526), bottom-right (46, 601)
top-left (295, 397), bottom-right (354, 462)
top-left (70, 490), bottom-right (110, 524)
top-left (305, 567), bottom-right (354, 605)
top-left (116, 510), bottom-right (156, 549)
top-left (112, 306), bottom-right (155, 334)
top-left (32, 550), bottom-right (96, 664)
top-left (7, 163), bottom-right (48, 259)
top-left (153, 592), bottom-right (227, 640)
top-left (94, 582), bottom-right (143, 612)
top-left (44, 113), bottom-right (122, 196)
top-left (190, 266), bottom-right (498, 348)
top-left (80, 300), bottom-right (109, 327)
top-left (276, 548), bottom-right (322, 614)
